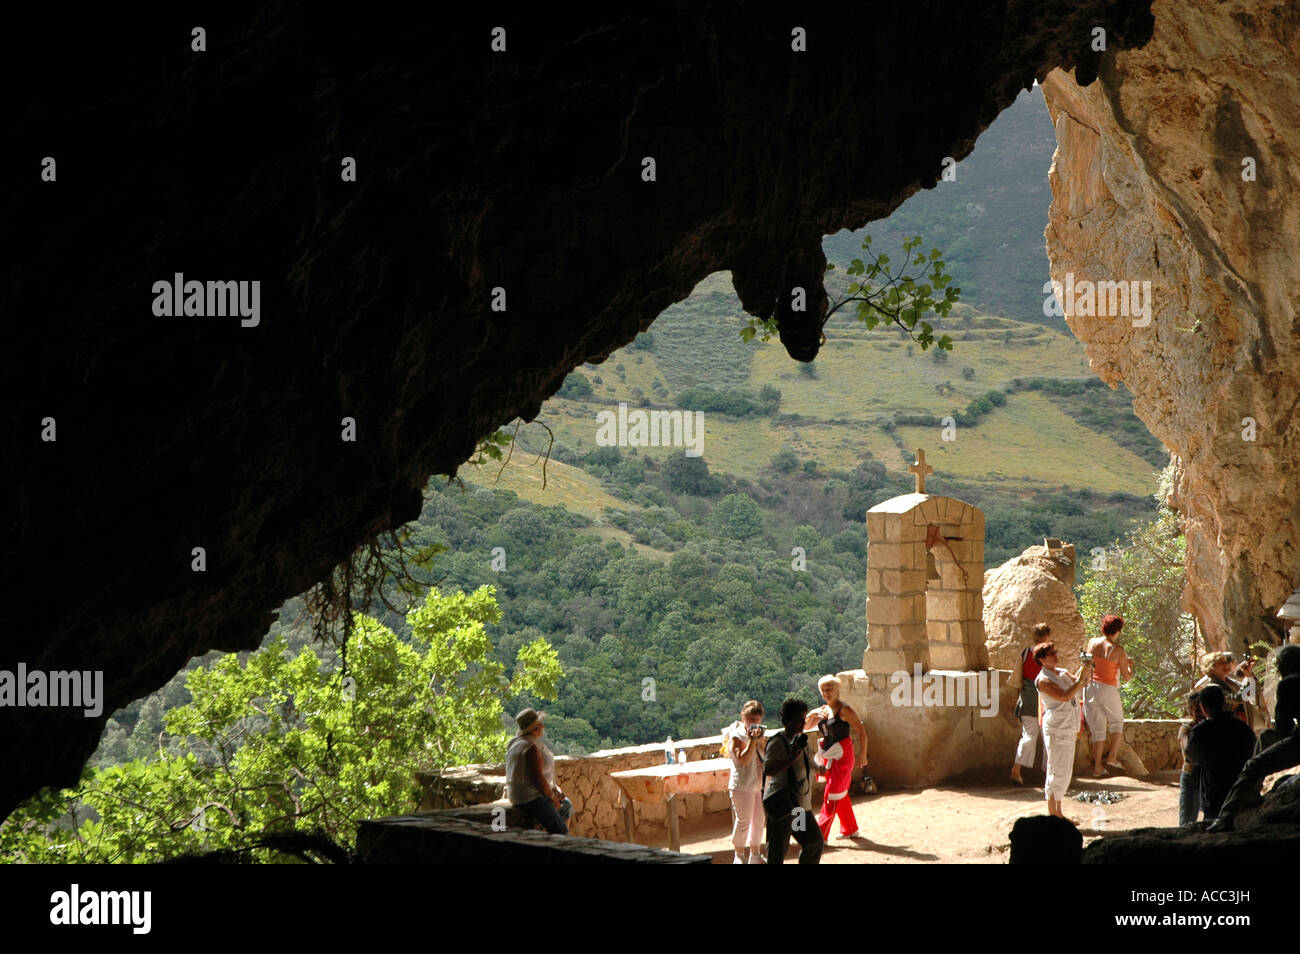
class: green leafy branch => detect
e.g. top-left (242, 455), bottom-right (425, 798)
top-left (740, 234), bottom-right (959, 352)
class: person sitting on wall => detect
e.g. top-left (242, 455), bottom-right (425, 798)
top-left (725, 699), bottom-right (768, 864)
top-left (1194, 651), bottom-right (1255, 724)
top-left (804, 675), bottom-right (866, 841)
top-left (1177, 690), bottom-right (1205, 826)
top-left (763, 698), bottom-right (823, 864)
top-left (1184, 685), bottom-right (1255, 821)
top-left (504, 708), bottom-right (573, 835)
top-left (1034, 641), bottom-right (1091, 822)
top-left (1208, 644), bottom-right (1300, 831)
top-left (1009, 622), bottom-right (1050, 786)
top-left (1084, 614), bottom-right (1133, 776)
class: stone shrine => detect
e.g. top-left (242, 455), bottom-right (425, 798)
top-left (838, 450), bottom-right (1018, 787)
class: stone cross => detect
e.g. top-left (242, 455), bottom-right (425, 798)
top-left (909, 448), bottom-right (934, 494)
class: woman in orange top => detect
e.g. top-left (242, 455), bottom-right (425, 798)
top-left (1084, 615), bottom-right (1133, 775)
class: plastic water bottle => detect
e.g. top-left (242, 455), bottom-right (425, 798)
top-left (676, 747), bottom-right (687, 764)
top-left (664, 736), bottom-right (674, 765)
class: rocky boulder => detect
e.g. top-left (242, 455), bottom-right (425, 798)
top-left (984, 544), bottom-right (1087, 669)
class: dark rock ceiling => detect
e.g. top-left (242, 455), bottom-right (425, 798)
top-left (2, 3), bottom-right (1155, 818)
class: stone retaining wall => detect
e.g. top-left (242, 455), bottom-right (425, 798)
top-left (418, 736), bottom-right (731, 842)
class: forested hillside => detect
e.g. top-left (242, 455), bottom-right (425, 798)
top-left (88, 84), bottom-right (1167, 761)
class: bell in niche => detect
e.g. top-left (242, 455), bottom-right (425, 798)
top-left (926, 550), bottom-right (941, 581)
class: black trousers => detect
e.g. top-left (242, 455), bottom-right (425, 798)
top-left (765, 806), bottom-right (823, 864)
top-left (1217, 731), bottom-right (1300, 820)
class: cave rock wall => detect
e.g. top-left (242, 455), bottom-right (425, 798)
top-left (1041, 0), bottom-right (1300, 653)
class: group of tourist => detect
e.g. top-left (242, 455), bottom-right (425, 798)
top-left (1008, 612), bottom-right (1299, 831)
top-left (1008, 615), bottom-right (1133, 819)
top-left (500, 675), bottom-right (869, 864)
top-left (722, 675), bottom-right (868, 864)
top-left (504, 616), bottom-right (1299, 853)
top-left (1181, 644), bottom-right (1300, 830)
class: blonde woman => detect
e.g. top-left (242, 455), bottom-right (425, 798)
top-left (725, 700), bottom-right (767, 864)
top-left (804, 675), bottom-right (867, 840)
top-left (1194, 651), bottom-right (1255, 723)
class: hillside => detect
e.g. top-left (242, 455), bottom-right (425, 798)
top-left (513, 267), bottom-right (1162, 510)
top-left (824, 86), bottom-right (1060, 330)
top-left (86, 78), bottom-right (1170, 762)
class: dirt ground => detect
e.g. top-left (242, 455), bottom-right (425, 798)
top-left (675, 770), bottom-right (1184, 863)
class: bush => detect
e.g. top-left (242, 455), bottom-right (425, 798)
top-left (711, 494), bottom-right (764, 541)
top-left (771, 447), bottom-right (800, 474)
top-left (664, 454), bottom-right (722, 496)
top-left (558, 372), bottom-right (593, 398)
top-left (677, 387), bottom-right (760, 417)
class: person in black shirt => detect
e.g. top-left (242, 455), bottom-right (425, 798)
top-left (1208, 644), bottom-right (1300, 831)
top-left (1185, 684), bottom-right (1255, 820)
top-left (763, 698), bottom-right (823, 864)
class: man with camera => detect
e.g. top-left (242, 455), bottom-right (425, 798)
top-left (762, 698), bottom-right (823, 864)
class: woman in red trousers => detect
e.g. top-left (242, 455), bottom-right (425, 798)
top-left (806, 675), bottom-right (867, 841)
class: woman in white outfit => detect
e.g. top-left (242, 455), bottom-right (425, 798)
top-left (1010, 622), bottom-right (1052, 785)
top-left (726, 700), bottom-right (768, 863)
top-left (1034, 642), bottom-right (1091, 820)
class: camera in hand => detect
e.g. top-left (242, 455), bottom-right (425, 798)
top-left (748, 724), bottom-right (767, 737)
top-left (1079, 651), bottom-right (1093, 663)
top-left (791, 732), bottom-right (808, 750)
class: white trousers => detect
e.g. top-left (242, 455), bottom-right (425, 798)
top-left (730, 787), bottom-right (764, 850)
top-left (1084, 682), bottom-right (1125, 742)
top-left (1042, 718), bottom-right (1077, 801)
top-left (1015, 714), bottom-right (1041, 768)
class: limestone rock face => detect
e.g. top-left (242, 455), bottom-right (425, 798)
top-left (983, 544), bottom-right (1087, 669)
top-left (1041, 0), bottom-right (1300, 657)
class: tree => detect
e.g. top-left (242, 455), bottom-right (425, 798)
top-left (663, 454), bottom-right (721, 496)
top-left (711, 493), bottom-right (764, 541)
top-left (741, 234), bottom-right (959, 352)
top-left (771, 446), bottom-right (800, 474)
top-left (1, 586), bottom-right (560, 863)
top-left (1077, 467), bottom-right (1193, 717)
top-left (559, 371), bottom-right (593, 398)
